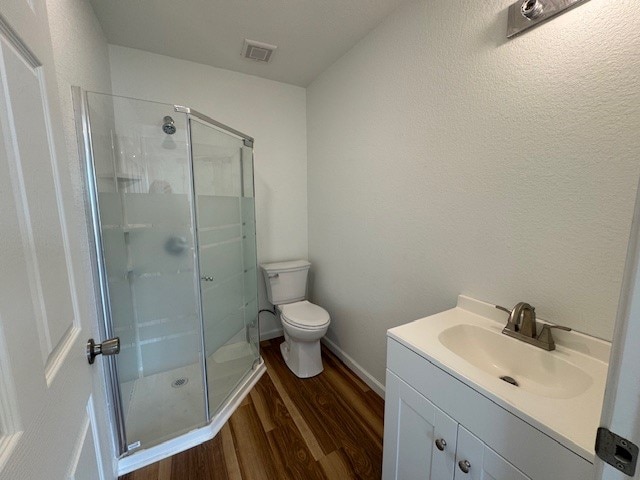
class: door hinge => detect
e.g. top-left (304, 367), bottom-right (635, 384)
top-left (595, 427), bottom-right (639, 476)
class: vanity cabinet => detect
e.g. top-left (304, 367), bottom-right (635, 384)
top-left (454, 426), bottom-right (530, 480)
top-left (383, 371), bottom-right (530, 480)
top-left (383, 371), bottom-right (457, 479)
top-left (383, 338), bottom-right (594, 480)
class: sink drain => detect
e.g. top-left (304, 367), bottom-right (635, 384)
top-left (499, 375), bottom-right (519, 387)
top-left (172, 377), bottom-right (188, 388)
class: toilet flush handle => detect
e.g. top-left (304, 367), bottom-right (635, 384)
top-left (268, 273), bottom-right (279, 278)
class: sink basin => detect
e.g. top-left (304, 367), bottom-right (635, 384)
top-left (387, 295), bottom-right (610, 461)
top-left (438, 324), bottom-right (593, 399)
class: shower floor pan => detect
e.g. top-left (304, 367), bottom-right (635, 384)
top-left (118, 341), bottom-right (263, 475)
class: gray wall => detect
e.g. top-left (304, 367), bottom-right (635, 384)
top-left (307, 0), bottom-right (640, 385)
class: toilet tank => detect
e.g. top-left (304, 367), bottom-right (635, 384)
top-left (261, 260), bottom-right (311, 305)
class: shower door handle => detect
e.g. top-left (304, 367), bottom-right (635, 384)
top-left (87, 337), bottom-right (120, 365)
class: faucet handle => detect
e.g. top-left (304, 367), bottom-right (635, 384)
top-left (536, 324), bottom-right (572, 350)
top-left (496, 305), bottom-right (518, 332)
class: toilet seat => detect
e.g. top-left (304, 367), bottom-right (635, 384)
top-left (280, 300), bottom-right (330, 329)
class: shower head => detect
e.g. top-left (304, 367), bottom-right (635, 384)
top-left (162, 116), bottom-right (176, 135)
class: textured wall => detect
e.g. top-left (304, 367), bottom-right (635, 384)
top-left (307, 0), bottom-right (640, 385)
top-left (108, 46), bottom-right (308, 337)
top-left (45, 0), bottom-right (116, 476)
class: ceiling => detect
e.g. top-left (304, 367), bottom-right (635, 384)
top-left (89, 0), bottom-right (409, 87)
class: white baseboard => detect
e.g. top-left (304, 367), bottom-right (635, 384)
top-left (118, 361), bottom-right (266, 476)
top-left (321, 337), bottom-right (385, 399)
top-left (260, 327), bottom-right (284, 341)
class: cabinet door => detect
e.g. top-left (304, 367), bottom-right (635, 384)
top-left (383, 371), bottom-right (458, 480)
top-left (454, 426), bottom-right (532, 480)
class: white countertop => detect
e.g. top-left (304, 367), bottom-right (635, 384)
top-left (387, 295), bottom-right (610, 462)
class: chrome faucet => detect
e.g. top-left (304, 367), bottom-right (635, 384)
top-left (496, 302), bottom-right (572, 351)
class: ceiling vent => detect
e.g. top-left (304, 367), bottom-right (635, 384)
top-left (242, 39), bottom-right (277, 63)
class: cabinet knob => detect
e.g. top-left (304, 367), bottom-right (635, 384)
top-left (435, 438), bottom-right (447, 451)
top-left (458, 460), bottom-right (471, 474)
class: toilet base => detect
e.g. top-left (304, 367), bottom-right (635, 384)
top-left (280, 334), bottom-right (324, 378)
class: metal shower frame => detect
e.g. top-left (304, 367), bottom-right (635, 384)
top-left (73, 87), bottom-right (260, 458)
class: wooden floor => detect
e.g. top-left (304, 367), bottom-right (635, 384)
top-left (120, 338), bottom-right (385, 480)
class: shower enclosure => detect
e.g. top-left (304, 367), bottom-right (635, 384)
top-left (75, 90), bottom-right (263, 466)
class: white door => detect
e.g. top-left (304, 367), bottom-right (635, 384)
top-left (594, 178), bottom-right (640, 480)
top-left (0, 1), bottom-right (110, 479)
top-left (383, 371), bottom-right (458, 480)
top-left (454, 426), bottom-right (531, 480)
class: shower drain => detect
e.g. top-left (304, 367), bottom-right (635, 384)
top-left (172, 377), bottom-right (189, 388)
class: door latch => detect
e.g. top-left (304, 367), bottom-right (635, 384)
top-left (595, 427), bottom-right (638, 476)
top-left (87, 337), bottom-right (120, 365)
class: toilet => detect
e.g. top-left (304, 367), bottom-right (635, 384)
top-left (260, 260), bottom-right (330, 378)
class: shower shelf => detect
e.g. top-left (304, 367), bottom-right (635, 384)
top-left (122, 224), bottom-right (153, 232)
top-left (124, 268), bottom-right (196, 280)
top-left (101, 224), bottom-right (160, 232)
top-left (98, 173), bottom-right (142, 184)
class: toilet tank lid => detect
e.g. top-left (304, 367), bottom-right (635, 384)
top-left (260, 260), bottom-right (311, 273)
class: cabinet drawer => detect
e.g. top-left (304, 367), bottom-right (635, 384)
top-left (387, 338), bottom-right (593, 480)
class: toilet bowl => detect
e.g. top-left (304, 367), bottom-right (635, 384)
top-left (278, 301), bottom-right (330, 378)
top-left (260, 260), bottom-right (331, 378)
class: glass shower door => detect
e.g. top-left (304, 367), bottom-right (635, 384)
top-left (83, 91), bottom-right (261, 456)
top-left (190, 118), bottom-right (260, 417)
top-left (85, 93), bottom-right (207, 451)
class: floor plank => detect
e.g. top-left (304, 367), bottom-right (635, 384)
top-left (220, 423), bottom-right (242, 480)
top-left (261, 343), bottom-right (382, 478)
top-left (261, 344), bottom-right (339, 458)
top-left (266, 422), bottom-right (328, 480)
top-left (319, 449), bottom-right (356, 480)
top-left (118, 338), bottom-right (384, 479)
top-left (158, 458), bottom-right (172, 480)
top-left (229, 403), bottom-right (282, 480)
top-left (261, 343), bottom-right (341, 456)
top-left (248, 386), bottom-right (275, 433)
top-left (120, 462), bottom-right (158, 480)
top-left (321, 357), bottom-right (384, 439)
top-left (321, 345), bottom-right (370, 394)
